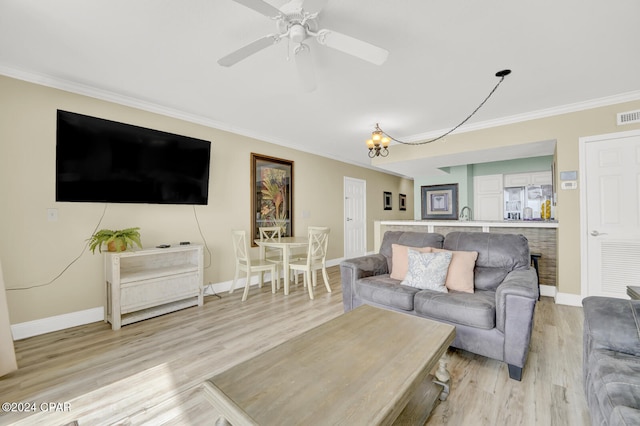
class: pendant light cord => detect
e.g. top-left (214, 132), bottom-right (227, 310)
top-left (378, 69), bottom-right (511, 146)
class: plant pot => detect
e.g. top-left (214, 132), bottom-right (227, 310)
top-left (107, 238), bottom-right (127, 252)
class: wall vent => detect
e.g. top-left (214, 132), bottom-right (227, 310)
top-left (617, 109), bottom-right (640, 126)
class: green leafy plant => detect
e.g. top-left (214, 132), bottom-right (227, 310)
top-left (88, 227), bottom-right (142, 253)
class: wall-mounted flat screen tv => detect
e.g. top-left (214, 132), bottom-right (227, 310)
top-left (56, 110), bottom-right (211, 205)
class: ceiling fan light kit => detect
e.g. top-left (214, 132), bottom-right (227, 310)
top-left (367, 69), bottom-right (512, 158)
top-left (218, 0), bottom-right (389, 91)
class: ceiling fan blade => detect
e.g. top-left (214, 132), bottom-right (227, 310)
top-left (218, 35), bottom-right (280, 67)
top-left (231, 0), bottom-right (282, 18)
top-left (295, 44), bottom-right (317, 92)
top-left (316, 29), bottom-right (389, 65)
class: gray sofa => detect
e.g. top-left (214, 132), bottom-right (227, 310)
top-left (340, 231), bottom-right (539, 380)
top-left (583, 296), bottom-right (640, 425)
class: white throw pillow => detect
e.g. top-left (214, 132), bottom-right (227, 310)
top-left (401, 249), bottom-right (452, 292)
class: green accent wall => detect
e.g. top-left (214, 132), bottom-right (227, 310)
top-left (413, 156), bottom-right (553, 219)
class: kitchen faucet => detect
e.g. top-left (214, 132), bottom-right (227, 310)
top-left (460, 206), bottom-right (473, 221)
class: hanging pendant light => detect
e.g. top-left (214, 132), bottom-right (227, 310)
top-left (367, 69), bottom-right (511, 158)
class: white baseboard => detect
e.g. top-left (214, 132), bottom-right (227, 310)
top-left (539, 285), bottom-right (584, 306)
top-left (554, 292), bottom-right (584, 307)
top-left (11, 307), bottom-right (104, 340)
top-left (539, 284), bottom-right (556, 298)
top-left (11, 257), bottom-right (347, 339)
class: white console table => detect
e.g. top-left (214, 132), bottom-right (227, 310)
top-left (105, 244), bottom-right (204, 330)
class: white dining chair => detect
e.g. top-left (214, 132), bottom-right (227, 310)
top-left (259, 226), bottom-right (283, 289)
top-left (230, 230), bottom-right (277, 301)
top-left (289, 226), bottom-right (331, 300)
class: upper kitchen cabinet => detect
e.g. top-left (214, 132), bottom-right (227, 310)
top-left (504, 171), bottom-right (552, 187)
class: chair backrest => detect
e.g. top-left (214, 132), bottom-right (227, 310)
top-left (306, 226), bottom-right (330, 265)
top-left (259, 226), bottom-right (281, 241)
top-left (231, 230), bottom-right (251, 266)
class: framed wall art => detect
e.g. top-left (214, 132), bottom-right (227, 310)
top-left (251, 153), bottom-right (293, 246)
top-left (383, 191), bottom-right (392, 210)
top-left (421, 184), bottom-right (459, 220)
top-left (399, 193), bottom-right (407, 211)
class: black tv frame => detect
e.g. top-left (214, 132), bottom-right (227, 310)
top-left (56, 110), bottom-right (211, 205)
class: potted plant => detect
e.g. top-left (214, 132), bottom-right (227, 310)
top-left (89, 227), bottom-right (142, 253)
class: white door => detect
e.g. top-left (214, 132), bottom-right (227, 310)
top-left (344, 177), bottom-right (366, 259)
top-left (581, 129), bottom-right (640, 298)
top-left (474, 174), bottom-right (504, 220)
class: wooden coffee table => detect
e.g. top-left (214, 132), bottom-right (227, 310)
top-left (203, 305), bottom-right (456, 425)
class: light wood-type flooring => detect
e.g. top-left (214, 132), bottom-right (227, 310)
top-left (1, 266), bottom-right (590, 425)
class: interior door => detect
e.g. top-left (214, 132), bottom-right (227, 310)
top-left (582, 130), bottom-right (640, 298)
top-left (344, 177), bottom-right (366, 259)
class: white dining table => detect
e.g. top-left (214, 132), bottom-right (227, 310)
top-left (254, 236), bottom-right (308, 295)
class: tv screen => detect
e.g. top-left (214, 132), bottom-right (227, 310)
top-left (56, 110), bottom-right (211, 205)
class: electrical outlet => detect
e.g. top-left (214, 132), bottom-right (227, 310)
top-left (47, 208), bottom-right (58, 222)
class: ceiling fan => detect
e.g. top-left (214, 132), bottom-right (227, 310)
top-left (218, 0), bottom-right (389, 91)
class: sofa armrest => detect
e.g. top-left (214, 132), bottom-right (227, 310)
top-left (495, 269), bottom-right (539, 330)
top-left (340, 254), bottom-right (388, 312)
top-left (583, 296), bottom-right (640, 357)
top-left (495, 268), bottom-right (539, 368)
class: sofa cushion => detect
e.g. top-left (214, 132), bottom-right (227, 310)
top-left (432, 248), bottom-right (478, 293)
top-left (610, 405), bottom-right (640, 426)
top-left (583, 296), bottom-right (640, 357)
top-left (413, 289), bottom-right (496, 329)
top-left (586, 348), bottom-right (640, 424)
top-left (443, 232), bottom-right (530, 291)
top-left (389, 244), bottom-right (434, 280)
top-left (401, 250), bottom-right (452, 292)
top-left (380, 231), bottom-right (444, 272)
top-left (355, 275), bottom-right (420, 311)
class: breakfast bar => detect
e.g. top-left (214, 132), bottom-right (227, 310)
top-left (375, 220), bottom-right (558, 288)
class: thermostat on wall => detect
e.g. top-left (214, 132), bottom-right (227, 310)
top-left (561, 181), bottom-right (578, 190)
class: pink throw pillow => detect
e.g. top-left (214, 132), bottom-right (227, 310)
top-left (390, 244), bottom-right (433, 280)
top-left (431, 248), bottom-right (478, 293)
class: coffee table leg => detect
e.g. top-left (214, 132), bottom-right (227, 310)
top-left (433, 357), bottom-right (451, 401)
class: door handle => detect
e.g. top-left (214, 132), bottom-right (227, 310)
top-left (346, 218), bottom-right (353, 222)
top-left (590, 230), bottom-right (608, 236)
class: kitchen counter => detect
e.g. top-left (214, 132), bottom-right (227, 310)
top-left (377, 219), bottom-right (558, 230)
top-left (375, 220), bottom-right (558, 288)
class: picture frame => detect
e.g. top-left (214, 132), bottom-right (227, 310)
top-left (251, 153), bottom-right (294, 246)
top-left (421, 184), bottom-right (459, 220)
top-left (399, 193), bottom-right (407, 211)
top-left (383, 191), bottom-right (392, 210)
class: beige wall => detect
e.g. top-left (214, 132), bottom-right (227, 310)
top-left (0, 75), bottom-right (414, 324)
top-left (376, 99), bottom-right (640, 297)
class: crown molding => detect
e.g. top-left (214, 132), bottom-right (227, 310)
top-left (400, 91), bottom-right (640, 143)
top-left (0, 64), bottom-right (384, 172)
top-left (3, 63), bottom-right (639, 175)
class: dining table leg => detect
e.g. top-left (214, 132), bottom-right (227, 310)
top-left (283, 246), bottom-right (290, 295)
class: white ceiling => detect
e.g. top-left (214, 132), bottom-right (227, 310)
top-left (1, 0), bottom-right (639, 177)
